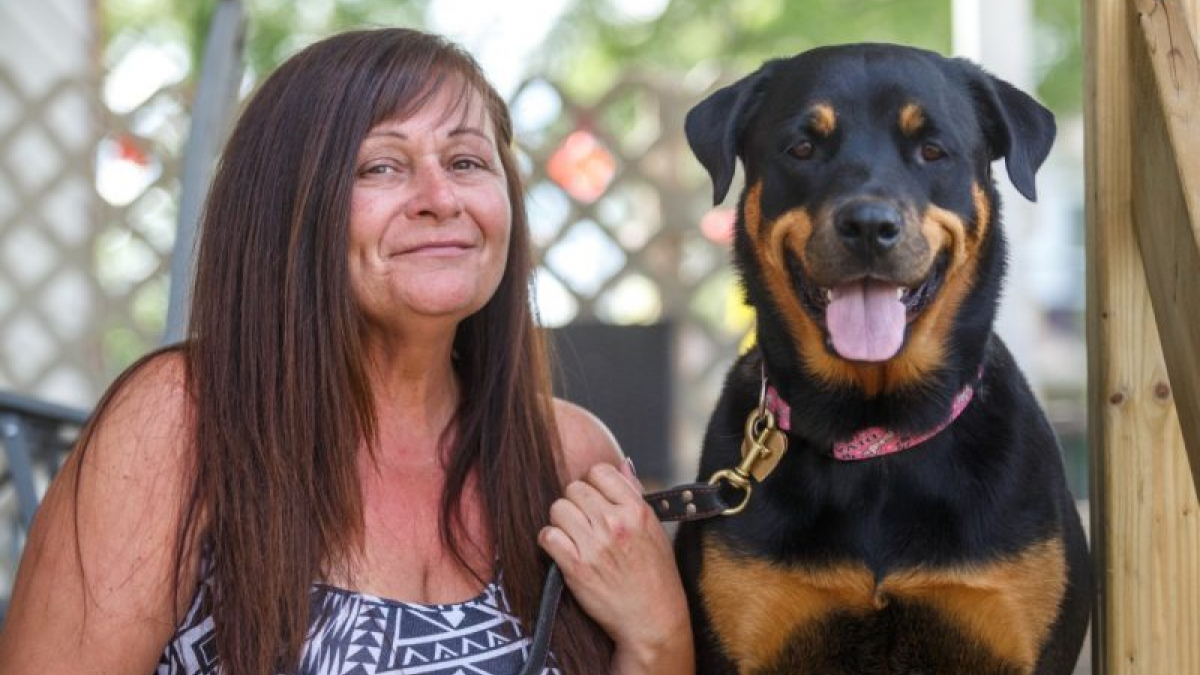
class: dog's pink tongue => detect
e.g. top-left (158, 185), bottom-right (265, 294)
top-left (826, 280), bottom-right (906, 361)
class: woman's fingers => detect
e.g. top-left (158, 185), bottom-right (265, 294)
top-left (547, 492), bottom-right (591, 535)
top-left (539, 460), bottom-right (669, 586)
top-left (547, 476), bottom-right (627, 573)
top-left (620, 456), bottom-right (644, 492)
top-left (537, 522), bottom-right (578, 563)
top-left (562, 474), bottom-right (615, 522)
top-left (583, 461), bottom-right (643, 505)
top-left (538, 461), bottom-right (690, 665)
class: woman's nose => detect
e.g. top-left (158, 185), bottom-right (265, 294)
top-left (404, 164), bottom-right (463, 221)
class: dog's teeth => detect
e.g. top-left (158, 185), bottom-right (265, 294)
top-left (897, 287), bottom-right (906, 300)
top-left (825, 289), bottom-right (834, 303)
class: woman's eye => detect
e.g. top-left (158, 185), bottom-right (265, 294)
top-left (362, 163), bottom-right (395, 176)
top-left (451, 157), bottom-right (484, 172)
top-left (920, 143), bottom-right (946, 162)
top-left (789, 141), bottom-right (814, 160)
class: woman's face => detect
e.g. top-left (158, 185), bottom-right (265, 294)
top-left (348, 85), bottom-right (511, 336)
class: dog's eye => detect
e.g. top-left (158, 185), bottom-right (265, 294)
top-left (789, 141), bottom-right (815, 160)
top-left (920, 143), bottom-right (946, 162)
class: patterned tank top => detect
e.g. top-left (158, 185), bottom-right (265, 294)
top-left (157, 573), bottom-right (559, 675)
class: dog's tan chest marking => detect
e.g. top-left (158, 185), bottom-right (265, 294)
top-left (700, 535), bottom-right (1066, 674)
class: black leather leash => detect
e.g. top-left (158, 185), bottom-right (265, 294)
top-left (518, 481), bottom-right (734, 675)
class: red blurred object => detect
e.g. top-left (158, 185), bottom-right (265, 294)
top-left (547, 129), bottom-right (616, 203)
top-left (115, 133), bottom-right (150, 166)
top-left (700, 207), bottom-right (736, 245)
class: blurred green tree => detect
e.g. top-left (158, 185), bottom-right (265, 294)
top-left (1033, 0), bottom-right (1082, 114)
top-left (102, 0), bottom-right (1078, 114)
top-left (543, 0), bottom-right (1078, 114)
top-left (543, 0), bottom-right (950, 102)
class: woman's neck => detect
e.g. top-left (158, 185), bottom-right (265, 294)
top-left (361, 337), bottom-right (460, 467)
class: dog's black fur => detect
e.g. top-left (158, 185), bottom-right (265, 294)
top-left (675, 44), bottom-right (1091, 675)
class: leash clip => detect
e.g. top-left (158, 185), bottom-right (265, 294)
top-left (707, 399), bottom-right (790, 516)
top-left (707, 467), bottom-right (752, 516)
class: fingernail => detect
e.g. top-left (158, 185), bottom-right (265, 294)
top-left (625, 456), bottom-right (638, 477)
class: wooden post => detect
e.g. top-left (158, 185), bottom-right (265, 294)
top-left (1084, 1), bottom-right (1200, 673)
top-left (1132, 0), bottom-right (1200, 477)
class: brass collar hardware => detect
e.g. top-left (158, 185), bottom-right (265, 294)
top-left (707, 370), bottom-right (790, 515)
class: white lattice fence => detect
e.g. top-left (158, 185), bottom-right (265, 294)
top-left (514, 71), bottom-right (749, 475)
top-left (0, 66), bottom-right (103, 407)
top-left (0, 66), bottom-right (187, 408)
top-left (0, 1), bottom-right (187, 409)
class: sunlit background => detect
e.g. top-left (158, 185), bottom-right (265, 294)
top-left (1, 3), bottom-right (1087, 657)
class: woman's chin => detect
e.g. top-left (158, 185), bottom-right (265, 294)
top-left (355, 269), bottom-right (503, 331)
top-left (394, 287), bottom-right (492, 324)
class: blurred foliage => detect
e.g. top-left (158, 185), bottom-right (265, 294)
top-left (542, 0), bottom-right (951, 103)
top-left (102, 0), bottom-right (424, 83)
top-left (1033, 0), bottom-right (1083, 114)
top-left (543, 0), bottom-right (1079, 114)
top-left (100, 0), bottom-right (1081, 113)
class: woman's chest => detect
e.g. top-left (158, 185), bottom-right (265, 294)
top-left (338, 473), bottom-right (494, 604)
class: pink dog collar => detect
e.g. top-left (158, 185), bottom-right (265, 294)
top-left (765, 372), bottom-right (981, 461)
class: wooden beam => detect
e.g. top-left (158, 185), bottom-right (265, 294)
top-left (1133, 0), bottom-right (1200, 486)
top-left (1085, 1), bottom-right (1200, 673)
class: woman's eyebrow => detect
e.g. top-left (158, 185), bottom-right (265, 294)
top-left (448, 126), bottom-right (492, 142)
top-left (363, 129), bottom-right (407, 142)
top-left (362, 126), bottom-right (492, 142)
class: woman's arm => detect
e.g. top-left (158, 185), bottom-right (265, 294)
top-left (540, 399), bottom-right (694, 675)
top-left (0, 352), bottom-right (200, 674)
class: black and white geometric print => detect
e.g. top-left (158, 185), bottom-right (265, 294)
top-left (157, 575), bottom-right (560, 675)
top-left (157, 581), bottom-right (220, 675)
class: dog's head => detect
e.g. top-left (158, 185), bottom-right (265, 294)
top-left (687, 43), bottom-right (1053, 397)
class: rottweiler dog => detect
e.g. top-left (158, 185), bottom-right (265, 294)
top-left (674, 44), bottom-right (1092, 675)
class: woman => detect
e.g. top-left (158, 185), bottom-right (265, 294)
top-left (0, 28), bottom-right (692, 675)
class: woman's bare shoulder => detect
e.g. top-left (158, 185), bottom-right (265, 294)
top-left (79, 350), bottom-right (196, 483)
top-left (0, 349), bottom-right (199, 673)
top-left (104, 349), bottom-right (192, 431)
top-left (552, 397), bottom-right (624, 483)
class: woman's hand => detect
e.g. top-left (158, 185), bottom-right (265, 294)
top-left (538, 460), bottom-right (694, 675)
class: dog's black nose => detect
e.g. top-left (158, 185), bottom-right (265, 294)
top-left (835, 202), bottom-right (903, 254)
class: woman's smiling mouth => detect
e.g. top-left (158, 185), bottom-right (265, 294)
top-left (396, 240), bottom-right (474, 257)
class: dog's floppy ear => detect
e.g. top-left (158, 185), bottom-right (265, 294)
top-left (685, 62), bottom-right (776, 205)
top-left (962, 62), bottom-right (1056, 202)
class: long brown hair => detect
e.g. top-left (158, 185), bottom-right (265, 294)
top-left (78, 28), bottom-right (608, 674)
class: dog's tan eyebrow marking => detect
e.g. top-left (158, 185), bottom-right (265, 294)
top-left (899, 102), bottom-right (926, 137)
top-left (808, 104), bottom-right (837, 136)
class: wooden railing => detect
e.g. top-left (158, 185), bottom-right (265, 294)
top-left (1085, 1), bottom-right (1200, 673)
